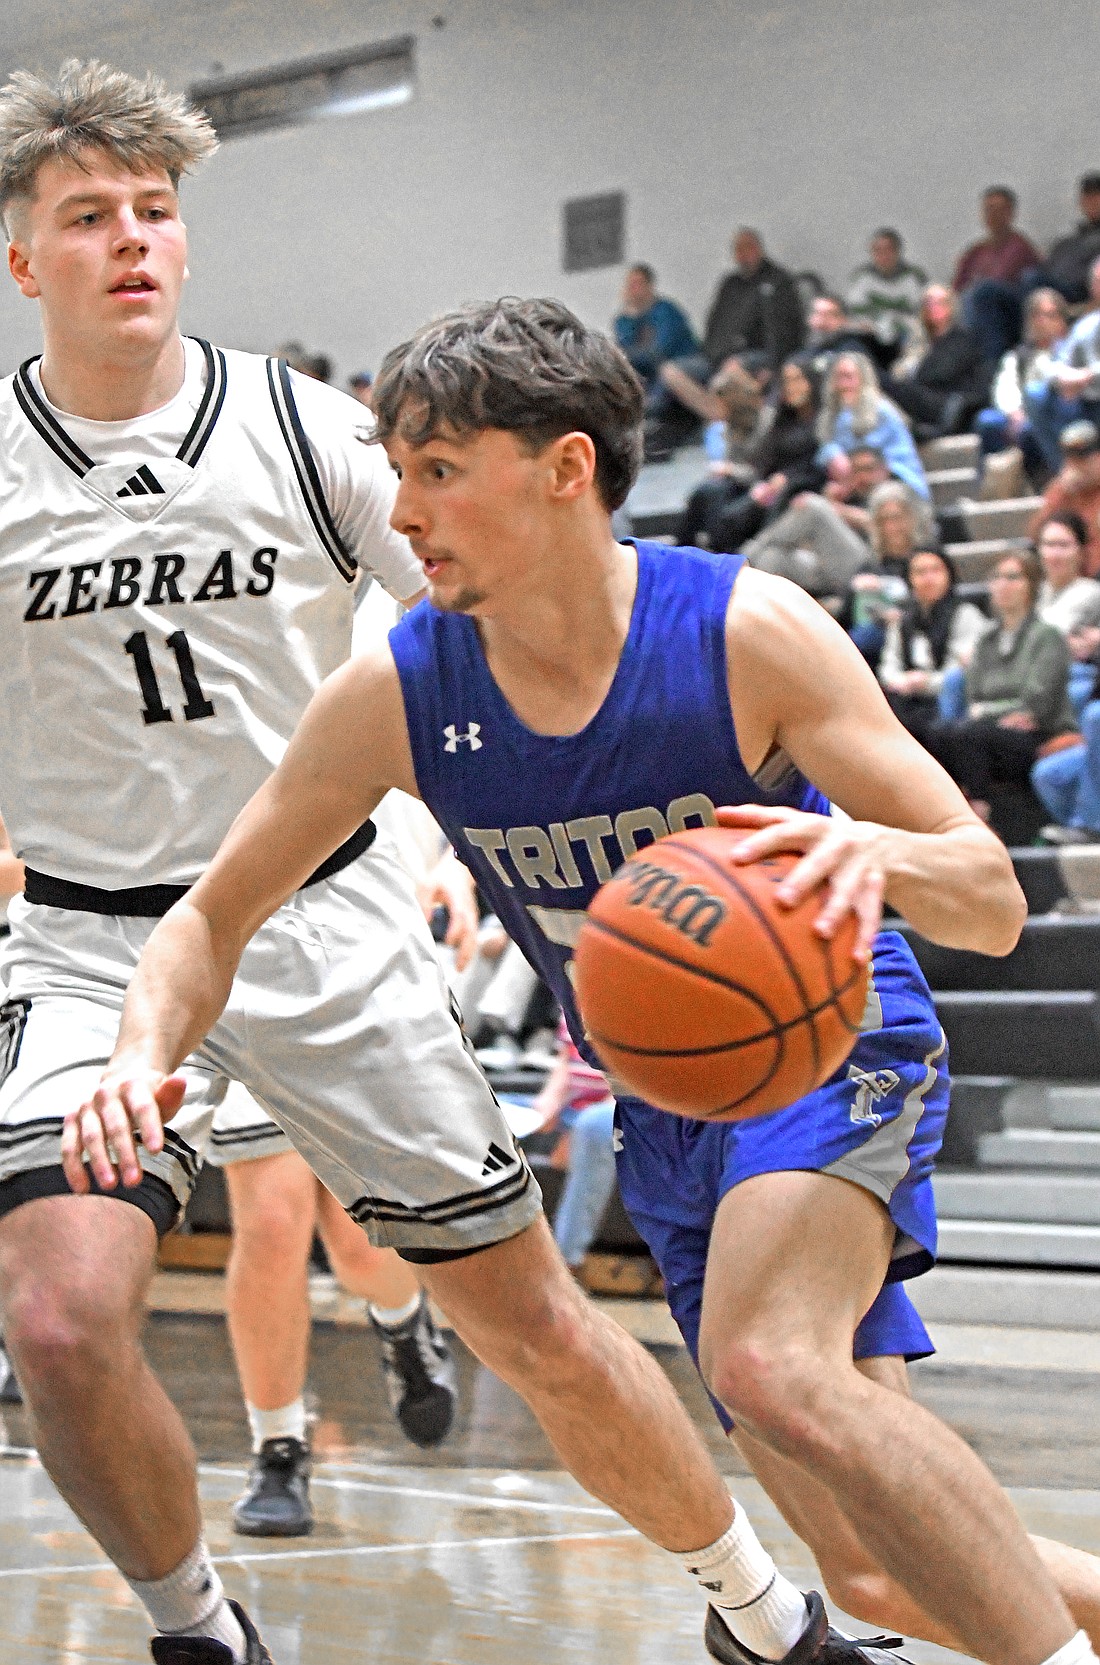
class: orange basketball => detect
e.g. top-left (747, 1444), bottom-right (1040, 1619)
top-left (573, 827), bottom-right (870, 1120)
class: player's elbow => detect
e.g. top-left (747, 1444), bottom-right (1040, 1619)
top-left (977, 878), bottom-right (1028, 957)
top-left (956, 860), bottom-right (1028, 958)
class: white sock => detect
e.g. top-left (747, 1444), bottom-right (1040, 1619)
top-left (1041, 1634), bottom-right (1100, 1665)
top-left (127, 1540), bottom-right (247, 1661)
top-left (673, 1508), bottom-right (808, 1661)
top-left (369, 1292), bottom-right (422, 1329)
top-left (246, 1395), bottom-right (307, 1453)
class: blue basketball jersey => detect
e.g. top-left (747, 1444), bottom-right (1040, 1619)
top-left (390, 541), bottom-right (830, 1060)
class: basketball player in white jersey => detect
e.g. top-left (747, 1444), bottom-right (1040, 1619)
top-left (0, 63), bottom-right (859, 1665)
top-left (80, 296), bottom-right (1100, 1665)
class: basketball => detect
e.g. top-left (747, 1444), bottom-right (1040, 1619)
top-left (573, 827), bottom-right (870, 1120)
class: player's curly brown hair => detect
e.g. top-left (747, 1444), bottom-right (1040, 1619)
top-left (0, 60), bottom-right (217, 233)
top-left (372, 297), bottom-right (645, 512)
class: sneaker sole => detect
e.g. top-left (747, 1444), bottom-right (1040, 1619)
top-left (231, 1511), bottom-right (315, 1537)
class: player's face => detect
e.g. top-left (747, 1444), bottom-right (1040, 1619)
top-left (386, 427), bottom-right (551, 614)
top-left (8, 155), bottom-right (187, 357)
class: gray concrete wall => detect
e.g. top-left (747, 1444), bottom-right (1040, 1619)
top-left (0, 0), bottom-right (1097, 378)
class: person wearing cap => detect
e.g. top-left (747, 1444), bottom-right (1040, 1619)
top-left (348, 369), bottom-right (374, 408)
top-left (1029, 420), bottom-right (1100, 575)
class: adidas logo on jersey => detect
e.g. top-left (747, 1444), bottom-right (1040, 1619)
top-left (444, 722), bottom-right (482, 752)
top-left (481, 1141), bottom-right (513, 1176)
top-left (116, 464), bottom-right (166, 498)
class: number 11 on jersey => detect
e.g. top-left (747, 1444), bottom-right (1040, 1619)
top-left (124, 629), bottom-right (216, 725)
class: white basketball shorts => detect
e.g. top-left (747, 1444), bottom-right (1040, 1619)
top-left (0, 841), bottom-right (541, 1255)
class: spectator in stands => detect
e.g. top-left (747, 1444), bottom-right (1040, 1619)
top-left (845, 481), bottom-right (937, 664)
top-left (1037, 172), bottom-right (1100, 305)
top-left (1035, 512), bottom-right (1100, 713)
top-left (1028, 420), bottom-right (1100, 575)
top-left (846, 228), bottom-right (926, 359)
top-left (925, 550), bottom-right (1077, 824)
top-left (803, 294), bottom-right (886, 372)
top-left (348, 370), bottom-right (374, 408)
top-left (613, 263), bottom-right (699, 399)
top-left (677, 353), bottom-right (823, 550)
top-left (1031, 701), bottom-right (1100, 845)
top-left (531, 1016), bottom-right (616, 1279)
top-left (878, 549), bottom-right (988, 743)
top-left (883, 285), bottom-right (990, 442)
top-left (952, 186), bottom-right (1042, 362)
top-left (658, 229), bottom-right (803, 435)
top-left (817, 351), bottom-right (929, 499)
top-left (1024, 258), bottom-right (1100, 471)
top-left (975, 288), bottom-right (1069, 486)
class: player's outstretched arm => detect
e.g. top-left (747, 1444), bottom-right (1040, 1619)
top-left (64, 647), bottom-right (416, 1194)
top-left (723, 567), bottom-right (1027, 958)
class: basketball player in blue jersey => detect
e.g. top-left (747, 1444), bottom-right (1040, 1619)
top-left (0, 66), bottom-right (884, 1665)
top-left (84, 298), bottom-right (1100, 1665)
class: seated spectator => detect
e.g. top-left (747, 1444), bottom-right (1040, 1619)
top-left (817, 351), bottom-right (929, 499)
top-left (878, 549), bottom-right (988, 743)
top-left (348, 370), bottom-right (374, 407)
top-left (656, 229), bottom-right (803, 429)
top-left (613, 263), bottom-right (700, 399)
top-left (975, 288), bottom-right (1069, 486)
top-left (530, 1016), bottom-right (616, 1278)
top-left (846, 228), bottom-right (926, 360)
top-left (952, 186), bottom-right (1042, 362)
top-left (882, 286), bottom-right (990, 442)
top-left (925, 550), bottom-right (1077, 826)
top-left (803, 294), bottom-right (890, 373)
top-left (1032, 700), bottom-right (1100, 845)
top-left (1036, 172), bottom-right (1100, 305)
top-left (1046, 254), bottom-right (1100, 413)
top-left (1028, 420), bottom-right (1100, 575)
top-left (677, 353), bottom-right (823, 551)
top-left (1034, 511), bottom-right (1100, 713)
top-left (844, 481), bottom-right (937, 663)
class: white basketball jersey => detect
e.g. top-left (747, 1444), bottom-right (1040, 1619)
top-left (0, 340), bottom-right (420, 887)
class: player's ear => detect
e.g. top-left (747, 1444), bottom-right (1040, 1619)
top-left (8, 240), bottom-right (40, 299)
top-left (547, 431), bottom-right (597, 502)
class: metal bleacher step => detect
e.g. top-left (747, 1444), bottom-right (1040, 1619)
top-left (920, 433), bottom-right (981, 472)
top-left (1000, 1082), bottom-right (1100, 1131)
top-left (944, 538), bottom-right (1029, 581)
top-left (899, 915), bottom-right (1100, 993)
top-left (1011, 844), bottom-right (1100, 914)
top-left (976, 1128), bottom-right (1100, 1169)
top-left (935, 1168), bottom-right (1100, 1225)
top-left (910, 1263), bottom-right (1100, 1328)
top-left (926, 466), bottom-right (978, 509)
top-left (961, 495), bottom-right (1044, 542)
top-left (937, 1219), bottom-right (1100, 1268)
top-left (936, 988), bottom-right (1100, 1077)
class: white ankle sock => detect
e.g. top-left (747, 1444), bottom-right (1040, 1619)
top-left (673, 1508), bottom-right (808, 1661)
top-left (127, 1541), bottom-right (247, 1661)
top-left (246, 1395), bottom-right (306, 1453)
top-left (1041, 1634), bottom-right (1100, 1665)
top-left (369, 1292), bottom-right (421, 1329)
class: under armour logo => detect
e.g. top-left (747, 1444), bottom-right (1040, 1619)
top-left (116, 464), bottom-right (165, 498)
top-left (612, 1128), bottom-right (624, 1153)
top-left (444, 722), bottom-right (482, 752)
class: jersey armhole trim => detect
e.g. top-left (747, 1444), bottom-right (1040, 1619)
top-left (266, 357), bottom-right (358, 583)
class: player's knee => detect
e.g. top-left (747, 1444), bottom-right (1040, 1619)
top-left (700, 1336), bottom-right (838, 1457)
top-left (5, 1268), bottom-right (134, 1398)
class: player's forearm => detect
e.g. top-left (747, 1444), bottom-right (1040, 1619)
top-left (110, 899), bottom-right (241, 1076)
top-left (881, 820), bottom-right (1026, 957)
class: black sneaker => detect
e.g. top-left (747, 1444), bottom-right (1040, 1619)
top-left (705, 1591), bottom-right (909, 1665)
top-left (150, 1599), bottom-right (274, 1663)
top-left (370, 1292), bottom-right (457, 1448)
top-left (231, 1438), bottom-right (313, 1537)
top-left (0, 1338), bottom-right (22, 1406)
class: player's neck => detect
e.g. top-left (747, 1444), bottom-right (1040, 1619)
top-left (476, 530), bottom-right (637, 737)
top-left (37, 329), bottom-right (187, 421)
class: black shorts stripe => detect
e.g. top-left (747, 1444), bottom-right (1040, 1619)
top-left (209, 1122), bottom-right (287, 1147)
top-left (348, 1162), bottom-right (532, 1229)
top-left (0, 1115), bottom-right (65, 1151)
top-left (0, 998), bottom-right (31, 1089)
top-left (266, 357), bottom-right (357, 582)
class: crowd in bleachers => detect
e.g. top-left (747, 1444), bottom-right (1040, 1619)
top-left (614, 174), bottom-right (1100, 847)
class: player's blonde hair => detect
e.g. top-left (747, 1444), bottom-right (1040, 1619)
top-left (0, 59), bottom-right (218, 234)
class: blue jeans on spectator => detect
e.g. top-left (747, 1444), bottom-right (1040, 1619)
top-left (938, 664), bottom-right (968, 721)
top-left (974, 407), bottom-right (1049, 483)
top-left (1031, 700), bottom-right (1100, 832)
top-left (1024, 384), bottom-right (1100, 475)
top-left (962, 279), bottom-right (1027, 364)
top-left (552, 1097), bottom-right (617, 1267)
top-left (1070, 661), bottom-right (1096, 719)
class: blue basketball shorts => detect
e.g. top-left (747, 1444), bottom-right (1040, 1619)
top-left (613, 931), bottom-right (947, 1431)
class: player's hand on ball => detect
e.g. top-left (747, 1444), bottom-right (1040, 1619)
top-left (716, 804), bottom-right (886, 963)
top-left (63, 1067), bottom-right (187, 1193)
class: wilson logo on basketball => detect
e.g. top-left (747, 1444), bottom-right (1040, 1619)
top-left (617, 860), bottom-right (727, 947)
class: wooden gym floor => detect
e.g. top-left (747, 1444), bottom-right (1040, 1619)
top-left (3, 1283), bottom-right (1100, 1664)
